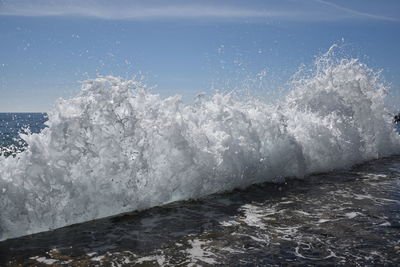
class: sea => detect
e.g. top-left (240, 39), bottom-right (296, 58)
top-left (1, 52), bottom-right (400, 265)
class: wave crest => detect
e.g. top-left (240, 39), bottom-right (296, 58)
top-left (1, 47), bottom-right (399, 240)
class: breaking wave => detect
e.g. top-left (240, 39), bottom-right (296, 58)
top-left (1, 47), bottom-right (400, 240)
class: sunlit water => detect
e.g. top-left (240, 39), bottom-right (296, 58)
top-left (0, 113), bottom-right (47, 156)
top-left (1, 47), bottom-right (400, 265)
top-left (1, 151), bottom-right (400, 265)
top-left (1, 105), bottom-right (400, 266)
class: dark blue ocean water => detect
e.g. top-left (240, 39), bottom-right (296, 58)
top-left (0, 113), bottom-right (47, 156)
top-left (0, 113), bottom-right (47, 147)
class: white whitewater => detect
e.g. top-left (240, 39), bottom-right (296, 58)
top-left (1, 48), bottom-right (400, 240)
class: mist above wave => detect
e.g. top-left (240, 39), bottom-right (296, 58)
top-left (1, 46), bottom-right (399, 240)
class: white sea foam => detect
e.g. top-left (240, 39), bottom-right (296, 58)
top-left (1, 47), bottom-right (399, 240)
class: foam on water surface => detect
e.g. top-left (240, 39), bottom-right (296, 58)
top-left (1, 47), bottom-right (400, 240)
top-left (2, 155), bottom-right (400, 265)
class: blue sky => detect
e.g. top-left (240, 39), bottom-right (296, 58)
top-left (0, 0), bottom-right (399, 112)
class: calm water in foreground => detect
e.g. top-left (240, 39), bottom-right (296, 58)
top-left (0, 114), bottom-right (400, 266)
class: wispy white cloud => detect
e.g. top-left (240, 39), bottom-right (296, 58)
top-left (0, 0), bottom-right (293, 21)
top-left (0, 0), bottom-right (294, 20)
top-left (0, 5), bottom-right (293, 20)
top-left (314, 0), bottom-right (399, 22)
top-left (0, 0), bottom-right (398, 22)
